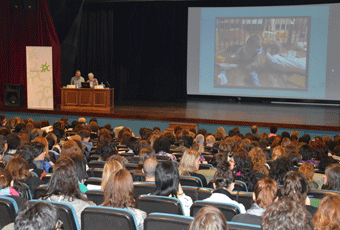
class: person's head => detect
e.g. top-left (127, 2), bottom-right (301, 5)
top-left (32, 136), bottom-right (49, 156)
top-left (143, 158), bottom-right (158, 181)
top-left (6, 155), bottom-right (29, 181)
top-left (271, 146), bottom-right (285, 161)
top-left (269, 157), bottom-right (294, 185)
top-left (16, 144), bottom-right (35, 165)
top-left (253, 177), bottom-right (278, 209)
top-left (188, 206), bottom-right (228, 230)
top-left (153, 136), bottom-right (171, 154)
top-left (15, 202), bottom-right (60, 230)
top-left (178, 149), bottom-right (200, 175)
top-left (251, 125), bottom-right (258, 134)
top-left (75, 70), bottom-right (81, 77)
top-left (298, 163), bottom-right (315, 181)
top-left (88, 72), bottom-right (94, 80)
top-left (269, 126), bottom-right (277, 134)
top-left (206, 135), bottom-right (216, 146)
top-left (5, 133), bottom-right (20, 150)
top-left (29, 142), bottom-right (46, 162)
top-left (101, 160), bottom-right (123, 190)
top-left (299, 144), bottom-right (313, 161)
top-left (213, 161), bottom-right (234, 191)
top-left (0, 168), bottom-right (12, 189)
top-left (96, 142), bottom-right (116, 161)
top-left (281, 171), bottom-right (309, 204)
top-left (153, 161), bottom-right (179, 197)
top-left (248, 147), bottom-right (266, 166)
top-left (60, 140), bottom-right (82, 157)
top-left (45, 133), bottom-right (57, 150)
top-left (211, 153), bottom-right (228, 168)
top-left (195, 134), bottom-right (205, 145)
top-left (102, 169), bottom-right (135, 208)
top-left (66, 153), bottom-right (87, 182)
top-left (138, 148), bottom-right (156, 169)
top-left (0, 115), bottom-right (6, 126)
top-left (42, 157), bottom-right (83, 200)
top-left (245, 34), bottom-right (262, 56)
top-left (313, 194), bottom-right (340, 230)
top-left (324, 163), bottom-right (340, 191)
top-left (107, 155), bottom-right (128, 168)
top-left (261, 198), bottom-right (313, 230)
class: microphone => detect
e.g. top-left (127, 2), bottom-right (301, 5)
top-left (105, 81), bottom-right (111, 88)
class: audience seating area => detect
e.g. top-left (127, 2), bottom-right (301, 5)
top-left (1, 114), bottom-right (340, 229)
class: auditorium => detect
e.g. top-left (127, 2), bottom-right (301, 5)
top-left (1, 0), bottom-right (340, 229)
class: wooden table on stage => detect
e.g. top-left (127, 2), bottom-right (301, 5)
top-left (61, 88), bottom-right (114, 112)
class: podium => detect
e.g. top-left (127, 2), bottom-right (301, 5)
top-left (61, 88), bottom-right (114, 112)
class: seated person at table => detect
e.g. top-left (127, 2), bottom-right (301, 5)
top-left (87, 73), bottom-right (98, 88)
top-left (70, 70), bottom-right (85, 86)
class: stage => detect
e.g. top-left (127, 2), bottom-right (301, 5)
top-left (1, 99), bottom-right (340, 133)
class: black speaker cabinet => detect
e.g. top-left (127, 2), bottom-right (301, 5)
top-left (4, 84), bottom-right (23, 108)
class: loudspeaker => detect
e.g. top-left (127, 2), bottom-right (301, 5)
top-left (4, 84), bottom-right (23, 108)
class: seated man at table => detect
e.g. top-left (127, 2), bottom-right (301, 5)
top-left (70, 70), bottom-right (85, 86)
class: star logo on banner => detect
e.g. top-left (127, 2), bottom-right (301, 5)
top-left (41, 62), bottom-right (50, 72)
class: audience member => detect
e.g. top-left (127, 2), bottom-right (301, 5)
top-left (143, 158), bottom-right (158, 182)
top-left (102, 169), bottom-right (147, 230)
top-left (151, 161), bottom-right (193, 216)
top-left (323, 163), bottom-right (340, 191)
top-left (261, 198), bottom-right (313, 230)
top-left (100, 160), bottom-right (123, 190)
top-left (313, 194), bottom-right (340, 230)
top-left (299, 163), bottom-right (319, 189)
top-left (188, 206), bottom-right (228, 230)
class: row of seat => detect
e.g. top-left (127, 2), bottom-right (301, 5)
top-left (0, 197), bottom-right (261, 230)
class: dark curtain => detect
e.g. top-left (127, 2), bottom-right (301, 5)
top-left (73, 2), bottom-right (188, 103)
top-left (0, 0), bottom-right (61, 107)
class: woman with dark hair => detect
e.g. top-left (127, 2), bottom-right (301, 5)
top-left (188, 206), bottom-right (228, 230)
top-left (269, 157), bottom-right (293, 185)
top-left (151, 161), bottom-right (193, 216)
top-left (231, 177), bottom-right (278, 225)
top-left (66, 153), bottom-right (88, 193)
top-left (198, 152), bottom-right (229, 183)
top-left (313, 194), bottom-right (340, 230)
top-left (204, 161), bottom-right (246, 213)
top-left (40, 157), bottom-right (95, 224)
top-left (233, 152), bottom-right (258, 191)
top-left (6, 155), bottom-right (43, 198)
top-left (153, 136), bottom-right (176, 161)
top-left (102, 169), bottom-right (146, 230)
top-left (96, 141), bottom-right (117, 161)
top-left (323, 163), bottom-right (340, 191)
top-left (281, 171), bottom-right (317, 216)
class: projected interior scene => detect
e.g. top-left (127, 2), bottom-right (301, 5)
top-left (214, 17), bottom-right (310, 90)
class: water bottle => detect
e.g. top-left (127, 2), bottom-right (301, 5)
top-left (76, 83), bottom-right (79, 88)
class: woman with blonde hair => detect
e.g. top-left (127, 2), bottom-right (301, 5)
top-left (271, 146), bottom-right (285, 160)
top-left (313, 194), bottom-right (340, 230)
top-left (101, 160), bottom-right (123, 190)
top-left (178, 149), bottom-right (207, 187)
top-left (298, 163), bottom-right (319, 189)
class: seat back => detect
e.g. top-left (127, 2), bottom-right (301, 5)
top-left (88, 161), bottom-right (106, 169)
top-left (228, 221), bottom-right (261, 230)
top-left (28, 200), bottom-right (81, 230)
top-left (0, 196), bottom-right (18, 229)
top-left (234, 180), bottom-right (248, 192)
top-left (133, 182), bottom-right (156, 199)
top-left (199, 164), bottom-right (212, 170)
top-left (308, 189), bottom-right (340, 199)
top-left (41, 174), bottom-right (52, 184)
top-left (21, 182), bottom-right (33, 200)
top-left (137, 195), bottom-right (184, 215)
top-left (179, 176), bottom-right (203, 187)
top-left (144, 213), bottom-right (194, 230)
top-left (81, 206), bottom-right (138, 230)
top-left (84, 177), bottom-right (102, 186)
top-left (85, 190), bottom-right (104, 205)
top-left (126, 163), bottom-right (138, 171)
top-left (86, 168), bottom-right (103, 178)
top-left (232, 191), bottom-right (253, 210)
top-left (190, 201), bottom-right (240, 221)
top-left (34, 184), bottom-right (48, 199)
top-left (182, 186), bottom-right (213, 201)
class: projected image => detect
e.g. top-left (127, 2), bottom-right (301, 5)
top-left (214, 17), bottom-right (310, 90)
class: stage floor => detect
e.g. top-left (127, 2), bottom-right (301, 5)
top-left (1, 99), bottom-right (340, 132)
